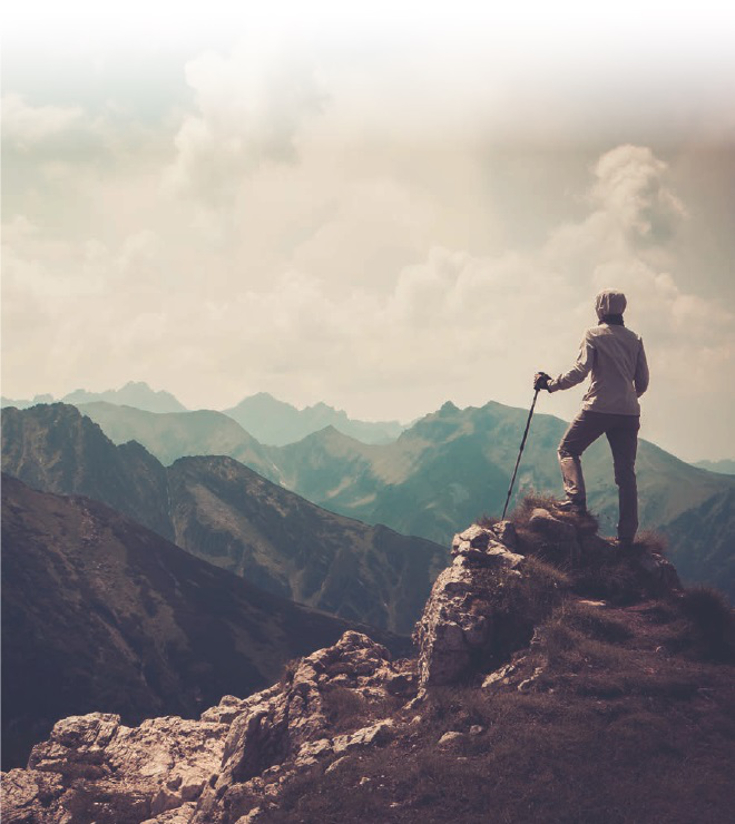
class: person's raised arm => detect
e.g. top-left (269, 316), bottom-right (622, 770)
top-left (547, 332), bottom-right (595, 393)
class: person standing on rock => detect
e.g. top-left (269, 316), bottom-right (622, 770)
top-left (534, 289), bottom-right (649, 548)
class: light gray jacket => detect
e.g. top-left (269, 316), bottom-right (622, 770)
top-left (548, 290), bottom-right (649, 415)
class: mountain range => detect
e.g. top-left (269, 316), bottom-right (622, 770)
top-left (2, 383), bottom-right (408, 444)
top-left (1, 404), bottom-right (445, 635)
top-left (1, 474), bottom-right (403, 769)
top-left (1, 381), bottom-right (186, 414)
top-left (222, 392), bottom-right (406, 445)
top-left (56, 397), bottom-right (735, 601)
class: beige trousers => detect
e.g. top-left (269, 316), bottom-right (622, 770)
top-left (558, 410), bottom-right (640, 541)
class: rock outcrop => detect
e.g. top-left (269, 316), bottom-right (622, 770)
top-left (414, 506), bottom-right (681, 689)
top-left (2, 632), bottom-right (414, 824)
top-left (1, 502), bottom-right (686, 824)
top-left (413, 521), bottom-right (552, 687)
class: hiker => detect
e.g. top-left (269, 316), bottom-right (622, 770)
top-left (534, 289), bottom-right (649, 548)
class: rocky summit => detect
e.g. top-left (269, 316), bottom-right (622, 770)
top-left (3, 498), bottom-right (734, 824)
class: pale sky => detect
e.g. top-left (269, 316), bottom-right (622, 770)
top-left (2, 2), bottom-right (734, 461)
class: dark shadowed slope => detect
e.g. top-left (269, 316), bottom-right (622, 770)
top-left (167, 455), bottom-right (446, 634)
top-left (1, 474), bottom-right (401, 770)
top-left (1, 404), bottom-right (446, 634)
top-left (1, 403), bottom-right (174, 541)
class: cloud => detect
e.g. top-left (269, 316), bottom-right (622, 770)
top-left (591, 145), bottom-right (687, 246)
top-left (1, 94), bottom-right (84, 147)
top-left (167, 37), bottom-right (325, 210)
top-left (3, 143), bottom-right (732, 461)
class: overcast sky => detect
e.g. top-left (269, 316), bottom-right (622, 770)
top-left (2, 2), bottom-right (734, 461)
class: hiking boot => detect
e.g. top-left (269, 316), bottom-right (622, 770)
top-left (556, 499), bottom-right (588, 516)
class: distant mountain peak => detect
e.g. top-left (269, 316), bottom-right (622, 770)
top-left (61, 382), bottom-right (187, 414)
top-left (439, 400), bottom-right (460, 415)
top-left (223, 393), bottom-right (405, 446)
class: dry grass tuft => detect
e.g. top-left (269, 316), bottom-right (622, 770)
top-left (635, 529), bottom-right (669, 556)
top-left (510, 492), bottom-right (560, 528)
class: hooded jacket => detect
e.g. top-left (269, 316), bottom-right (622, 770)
top-left (547, 289), bottom-right (649, 415)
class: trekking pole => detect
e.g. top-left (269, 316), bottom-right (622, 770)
top-left (501, 388), bottom-right (540, 520)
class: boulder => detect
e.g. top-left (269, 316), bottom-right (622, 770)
top-left (415, 523), bottom-right (564, 688)
top-left (4, 712), bottom-right (230, 823)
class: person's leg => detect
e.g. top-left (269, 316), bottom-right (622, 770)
top-left (557, 411), bottom-right (608, 508)
top-left (605, 416), bottom-right (640, 543)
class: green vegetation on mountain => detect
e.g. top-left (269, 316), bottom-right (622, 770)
top-left (271, 402), bottom-right (735, 601)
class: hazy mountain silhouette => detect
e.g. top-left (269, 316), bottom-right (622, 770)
top-left (0, 393), bottom-right (53, 409)
top-left (223, 392), bottom-right (405, 445)
top-left (1, 382), bottom-right (187, 414)
top-left (1, 474), bottom-right (401, 769)
top-left (61, 381), bottom-right (187, 413)
top-left (1, 404), bottom-right (445, 634)
top-left (693, 458), bottom-right (735, 475)
top-left (76, 402), bottom-right (274, 471)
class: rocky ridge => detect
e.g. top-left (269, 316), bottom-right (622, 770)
top-left (5, 502), bottom-right (729, 824)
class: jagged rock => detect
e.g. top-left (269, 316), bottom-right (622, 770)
top-left (143, 803), bottom-right (198, 823)
top-left (325, 756), bottom-right (350, 774)
top-left (0, 768), bottom-right (65, 824)
top-left (490, 520), bottom-right (518, 549)
top-left (415, 524), bottom-right (563, 687)
top-left (1, 631), bottom-right (407, 824)
top-left (451, 522), bottom-right (524, 566)
top-left (192, 631), bottom-right (408, 824)
top-left (517, 666), bottom-right (546, 692)
top-left (4, 712), bottom-right (229, 823)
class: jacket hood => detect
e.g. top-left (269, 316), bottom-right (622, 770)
top-left (595, 289), bottom-right (627, 320)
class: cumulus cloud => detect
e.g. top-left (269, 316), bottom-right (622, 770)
top-left (590, 145), bottom-right (687, 246)
top-left (167, 37), bottom-right (326, 210)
